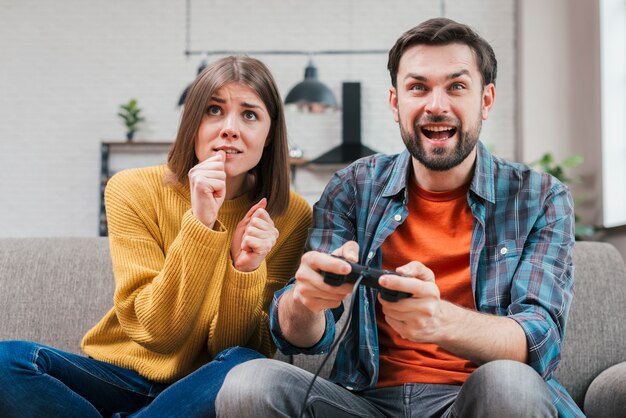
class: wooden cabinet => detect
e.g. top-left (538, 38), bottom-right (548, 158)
top-left (99, 141), bottom-right (172, 236)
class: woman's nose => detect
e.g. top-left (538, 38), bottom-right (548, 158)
top-left (219, 116), bottom-right (239, 140)
top-left (220, 127), bottom-right (238, 139)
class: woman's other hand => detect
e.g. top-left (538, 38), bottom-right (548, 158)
top-left (230, 198), bottom-right (279, 272)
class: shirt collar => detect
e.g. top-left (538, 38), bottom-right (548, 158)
top-left (381, 149), bottom-right (412, 198)
top-left (470, 141), bottom-right (495, 204)
top-left (382, 141), bottom-right (495, 204)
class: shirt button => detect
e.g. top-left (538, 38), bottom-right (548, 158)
top-left (500, 247), bottom-right (508, 255)
top-left (394, 214), bottom-right (402, 222)
top-left (367, 251), bottom-right (374, 259)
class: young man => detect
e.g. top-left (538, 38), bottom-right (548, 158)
top-left (216, 18), bottom-right (581, 417)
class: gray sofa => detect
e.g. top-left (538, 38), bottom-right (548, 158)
top-left (1, 238), bottom-right (625, 416)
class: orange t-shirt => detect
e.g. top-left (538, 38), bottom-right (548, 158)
top-left (377, 177), bottom-right (477, 388)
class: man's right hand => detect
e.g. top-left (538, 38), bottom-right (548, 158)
top-left (277, 241), bottom-right (360, 348)
top-left (291, 241), bottom-right (360, 313)
top-left (189, 151), bottom-right (226, 229)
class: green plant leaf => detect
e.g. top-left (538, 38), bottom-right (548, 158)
top-left (562, 155), bottom-right (583, 168)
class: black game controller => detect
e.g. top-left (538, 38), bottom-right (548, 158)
top-left (322, 256), bottom-right (413, 302)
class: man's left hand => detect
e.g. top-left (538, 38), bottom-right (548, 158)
top-left (378, 261), bottom-right (445, 343)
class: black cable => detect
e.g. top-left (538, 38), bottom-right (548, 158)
top-left (297, 275), bottom-right (364, 418)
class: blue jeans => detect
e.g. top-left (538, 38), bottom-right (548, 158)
top-left (0, 340), bottom-right (264, 418)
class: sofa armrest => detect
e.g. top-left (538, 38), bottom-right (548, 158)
top-left (584, 361), bottom-right (626, 418)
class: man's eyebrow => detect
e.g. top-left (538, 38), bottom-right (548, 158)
top-left (403, 69), bottom-right (472, 82)
top-left (448, 69), bottom-right (472, 80)
top-left (404, 73), bottom-right (427, 82)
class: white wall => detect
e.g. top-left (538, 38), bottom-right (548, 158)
top-left (0, 0), bottom-right (516, 237)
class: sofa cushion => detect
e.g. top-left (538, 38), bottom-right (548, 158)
top-left (0, 237), bottom-right (113, 354)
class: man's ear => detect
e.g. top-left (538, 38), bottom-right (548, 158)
top-left (481, 83), bottom-right (496, 120)
top-left (389, 87), bottom-right (399, 123)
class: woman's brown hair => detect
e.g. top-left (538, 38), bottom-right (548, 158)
top-left (168, 56), bottom-right (290, 215)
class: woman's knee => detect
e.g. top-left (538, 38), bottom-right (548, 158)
top-left (0, 340), bottom-right (40, 381)
top-left (213, 346), bottom-right (266, 363)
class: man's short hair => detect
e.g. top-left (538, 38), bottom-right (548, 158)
top-left (387, 18), bottom-right (497, 88)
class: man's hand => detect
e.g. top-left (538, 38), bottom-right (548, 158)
top-left (291, 241), bottom-right (360, 313)
top-left (378, 262), bottom-right (528, 364)
top-left (230, 198), bottom-right (279, 272)
top-left (189, 151), bottom-right (226, 229)
top-left (378, 261), bottom-right (444, 342)
top-left (277, 241), bottom-right (360, 348)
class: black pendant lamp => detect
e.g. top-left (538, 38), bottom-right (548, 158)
top-left (178, 57), bottom-right (208, 106)
top-left (285, 58), bottom-right (337, 112)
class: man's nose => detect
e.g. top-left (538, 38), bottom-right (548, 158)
top-left (425, 88), bottom-right (450, 115)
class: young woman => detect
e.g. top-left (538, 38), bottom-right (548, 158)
top-left (0, 56), bottom-right (312, 417)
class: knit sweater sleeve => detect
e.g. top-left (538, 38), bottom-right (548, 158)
top-left (105, 169), bottom-right (230, 354)
top-left (207, 192), bottom-right (312, 358)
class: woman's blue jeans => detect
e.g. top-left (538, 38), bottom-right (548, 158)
top-left (0, 340), bottom-right (264, 417)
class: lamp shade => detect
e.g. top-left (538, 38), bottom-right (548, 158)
top-left (178, 58), bottom-right (208, 106)
top-left (285, 60), bottom-right (337, 111)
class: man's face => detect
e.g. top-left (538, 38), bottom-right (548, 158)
top-left (389, 43), bottom-right (495, 171)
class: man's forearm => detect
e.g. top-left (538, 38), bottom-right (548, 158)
top-left (277, 288), bottom-right (327, 348)
top-left (438, 301), bottom-right (528, 365)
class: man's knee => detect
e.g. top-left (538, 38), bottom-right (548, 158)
top-left (217, 358), bottom-right (306, 416)
top-left (473, 360), bottom-right (547, 389)
top-left (455, 360), bottom-right (556, 417)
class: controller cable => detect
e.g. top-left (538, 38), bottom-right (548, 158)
top-left (297, 274), bottom-right (365, 418)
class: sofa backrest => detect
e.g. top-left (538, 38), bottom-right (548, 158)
top-left (0, 237), bottom-right (113, 354)
top-left (554, 241), bottom-right (626, 407)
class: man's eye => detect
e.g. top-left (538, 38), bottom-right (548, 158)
top-left (410, 84), bottom-right (426, 91)
top-left (243, 111), bottom-right (257, 120)
top-left (450, 83), bottom-right (465, 91)
top-left (207, 105), bottom-right (222, 115)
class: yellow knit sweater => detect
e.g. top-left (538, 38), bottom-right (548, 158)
top-left (82, 164), bottom-right (311, 383)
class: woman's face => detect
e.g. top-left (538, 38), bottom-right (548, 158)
top-left (195, 82), bottom-right (271, 183)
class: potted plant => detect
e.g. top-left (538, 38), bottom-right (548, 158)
top-left (530, 152), bottom-right (596, 239)
top-left (117, 98), bottom-right (145, 141)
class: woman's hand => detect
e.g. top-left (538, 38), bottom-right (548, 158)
top-left (189, 151), bottom-right (226, 229)
top-left (230, 198), bottom-right (279, 272)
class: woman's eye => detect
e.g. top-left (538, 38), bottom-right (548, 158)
top-left (207, 105), bottom-right (222, 115)
top-left (243, 110), bottom-right (257, 121)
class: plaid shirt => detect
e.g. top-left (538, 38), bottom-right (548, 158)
top-left (270, 141), bottom-right (582, 417)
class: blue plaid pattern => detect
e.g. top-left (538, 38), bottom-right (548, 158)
top-left (270, 141), bottom-right (582, 417)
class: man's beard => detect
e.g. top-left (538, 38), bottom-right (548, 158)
top-left (399, 112), bottom-right (482, 171)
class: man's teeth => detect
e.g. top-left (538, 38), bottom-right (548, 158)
top-left (424, 126), bottom-right (453, 132)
